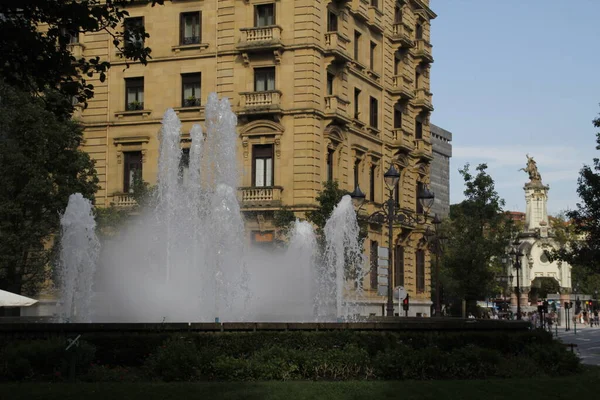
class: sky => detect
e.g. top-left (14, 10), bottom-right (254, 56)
top-left (430, 0), bottom-right (600, 215)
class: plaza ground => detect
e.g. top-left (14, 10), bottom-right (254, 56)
top-left (2, 367), bottom-right (598, 400)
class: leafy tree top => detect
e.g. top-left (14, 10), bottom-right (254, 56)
top-left (0, 0), bottom-right (164, 113)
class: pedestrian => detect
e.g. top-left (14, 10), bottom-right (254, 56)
top-left (594, 310), bottom-right (598, 327)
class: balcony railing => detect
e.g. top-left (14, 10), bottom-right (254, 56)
top-left (238, 25), bottom-right (283, 49)
top-left (391, 23), bottom-right (414, 47)
top-left (110, 193), bottom-right (138, 208)
top-left (391, 128), bottom-right (414, 152)
top-left (415, 39), bottom-right (433, 62)
top-left (240, 90), bottom-right (282, 110)
top-left (391, 75), bottom-right (414, 100)
top-left (349, 0), bottom-right (369, 21)
top-left (238, 186), bottom-right (283, 206)
top-left (324, 95), bottom-right (349, 117)
top-left (414, 88), bottom-right (434, 111)
top-left (183, 98), bottom-right (201, 107)
top-left (324, 32), bottom-right (352, 63)
top-left (413, 139), bottom-right (433, 160)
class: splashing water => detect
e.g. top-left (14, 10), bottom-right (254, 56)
top-left (58, 193), bottom-right (100, 322)
top-left (66, 93), bottom-right (367, 322)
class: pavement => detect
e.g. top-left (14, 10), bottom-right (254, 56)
top-left (553, 323), bottom-right (600, 366)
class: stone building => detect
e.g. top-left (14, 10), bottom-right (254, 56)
top-left (508, 156), bottom-right (572, 311)
top-left (73, 0), bottom-right (437, 317)
top-left (429, 124), bottom-right (452, 218)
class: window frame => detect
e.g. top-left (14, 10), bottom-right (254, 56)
top-left (369, 41), bottom-right (376, 71)
top-left (394, 245), bottom-right (404, 287)
top-left (124, 17), bottom-right (144, 49)
top-left (369, 164), bottom-right (376, 202)
top-left (327, 10), bottom-right (338, 32)
top-left (125, 77), bottom-right (144, 111)
top-left (353, 88), bottom-right (361, 119)
top-left (326, 72), bottom-right (334, 96)
top-left (416, 249), bottom-right (425, 293)
top-left (354, 159), bottom-right (361, 190)
top-left (254, 66), bottom-right (276, 92)
top-left (252, 144), bottom-right (274, 187)
top-left (415, 119), bottom-right (423, 139)
top-left (326, 148), bottom-right (334, 182)
top-left (354, 30), bottom-right (361, 61)
top-left (370, 240), bottom-right (379, 290)
top-left (123, 151), bottom-right (143, 193)
top-left (255, 3), bottom-right (275, 27)
top-left (181, 73), bottom-right (202, 107)
top-left (180, 11), bottom-right (202, 45)
top-left (369, 96), bottom-right (378, 129)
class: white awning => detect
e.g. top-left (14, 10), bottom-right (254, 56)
top-left (0, 289), bottom-right (38, 307)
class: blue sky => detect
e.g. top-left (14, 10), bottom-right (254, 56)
top-left (430, 0), bottom-right (600, 215)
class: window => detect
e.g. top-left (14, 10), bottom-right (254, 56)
top-left (416, 182), bottom-right (424, 214)
top-left (354, 159), bottom-right (361, 190)
top-left (123, 151), bottom-right (142, 193)
top-left (253, 144), bottom-right (274, 187)
top-left (394, 106), bottom-right (402, 128)
top-left (180, 12), bottom-right (201, 45)
top-left (394, 246), bottom-right (404, 287)
top-left (416, 249), bottom-right (425, 293)
top-left (394, 55), bottom-right (401, 75)
top-left (369, 96), bottom-right (378, 129)
top-left (353, 88), bottom-right (361, 119)
top-left (370, 240), bottom-right (378, 289)
top-left (415, 70), bottom-right (420, 89)
top-left (327, 10), bottom-right (338, 32)
top-left (60, 27), bottom-right (79, 44)
top-left (370, 0), bottom-right (379, 7)
top-left (327, 72), bottom-right (334, 96)
top-left (327, 148), bottom-right (334, 182)
top-left (394, 180), bottom-right (400, 207)
top-left (354, 30), bottom-right (361, 61)
top-left (182, 73), bottom-right (201, 107)
top-left (394, 6), bottom-right (402, 23)
top-left (179, 148), bottom-right (190, 185)
top-left (255, 3), bottom-right (275, 27)
top-left (124, 17), bottom-right (144, 50)
top-left (254, 67), bottom-right (275, 92)
top-left (416, 23), bottom-right (423, 40)
top-left (125, 77), bottom-right (144, 111)
top-left (415, 119), bottom-right (423, 139)
top-left (369, 164), bottom-right (376, 202)
top-left (370, 41), bottom-right (376, 70)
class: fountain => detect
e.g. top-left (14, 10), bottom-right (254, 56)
top-left (61, 93), bottom-right (366, 322)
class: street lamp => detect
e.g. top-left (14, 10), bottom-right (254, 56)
top-left (351, 163), bottom-right (434, 317)
top-left (509, 239), bottom-right (524, 320)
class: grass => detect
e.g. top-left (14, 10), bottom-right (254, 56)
top-left (2, 367), bottom-right (598, 400)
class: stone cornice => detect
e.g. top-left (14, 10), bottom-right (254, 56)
top-left (412, 0), bottom-right (437, 19)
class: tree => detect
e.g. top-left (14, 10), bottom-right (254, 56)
top-left (441, 164), bottom-right (514, 315)
top-left (0, 0), bottom-right (164, 112)
top-left (305, 180), bottom-right (350, 235)
top-left (0, 83), bottom-right (99, 295)
top-left (551, 110), bottom-right (600, 273)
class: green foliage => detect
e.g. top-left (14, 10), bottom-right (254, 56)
top-left (549, 111), bottom-right (600, 274)
top-left (0, 83), bottom-right (99, 295)
top-left (144, 337), bottom-right (202, 382)
top-left (82, 365), bottom-right (141, 383)
top-left (305, 180), bottom-right (350, 233)
top-left (0, 0), bottom-right (164, 112)
top-left (273, 205), bottom-right (296, 242)
top-left (441, 164), bottom-right (514, 311)
top-left (0, 338), bottom-right (96, 381)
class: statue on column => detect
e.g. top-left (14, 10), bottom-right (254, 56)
top-left (519, 154), bottom-right (542, 183)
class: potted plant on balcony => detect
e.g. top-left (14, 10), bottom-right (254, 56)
top-left (127, 100), bottom-right (143, 111)
top-left (184, 96), bottom-right (200, 107)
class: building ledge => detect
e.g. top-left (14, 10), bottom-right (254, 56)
top-left (115, 109), bottom-right (152, 118)
top-left (171, 43), bottom-right (210, 53)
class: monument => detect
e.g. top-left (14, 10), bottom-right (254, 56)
top-left (509, 155), bottom-right (572, 311)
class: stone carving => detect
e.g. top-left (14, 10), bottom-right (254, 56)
top-left (519, 154), bottom-right (542, 183)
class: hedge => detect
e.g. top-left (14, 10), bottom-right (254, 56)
top-left (0, 329), bottom-right (580, 381)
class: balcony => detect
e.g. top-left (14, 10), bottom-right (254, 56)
top-left (414, 39), bottom-right (434, 63)
top-left (367, 7), bottom-right (384, 33)
top-left (67, 43), bottom-right (85, 59)
top-left (108, 193), bottom-right (138, 208)
top-left (349, 0), bottom-right (369, 22)
top-left (390, 75), bottom-right (414, 101)
top-left (324, 32), bottom-right (352, 64)
top-left (238, 186), bottom-right (283, 209)
top-left (414, 88), bottom-right (434, 112)
top-left (413, 139), bottom-right (433, 161)
top-left (390, 23), bottom-right (414, 48)
top-left (324, 95), bottom-right (351, 123)
top-left (391, 128), bottom-right (414, 153)
top-left (239, 90), bottom-right (282, 115)
top-left (237, 25), bottom-right (283, 51)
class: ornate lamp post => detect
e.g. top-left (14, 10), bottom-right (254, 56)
top-left (350, 164), bottom-right (434, 317)
top-left (509, 239), bottom-right (524, 320)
